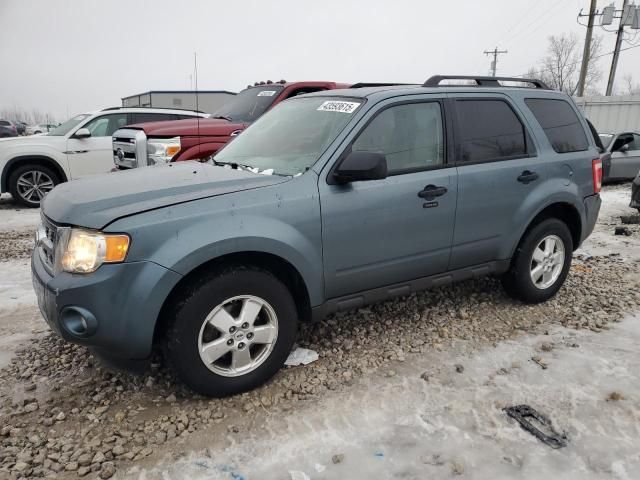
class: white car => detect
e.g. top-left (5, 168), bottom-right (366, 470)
top-left (25, 123), bottom-right (58, 135)
top-left (0, 107), bottom-right (207, 207)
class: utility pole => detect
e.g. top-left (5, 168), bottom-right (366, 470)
top-left (606, 0), bottom-right (628, 96)
top-left (484, 47), bottom-right (508, 76)
top-left (577, 0), bottom-right (597, 97)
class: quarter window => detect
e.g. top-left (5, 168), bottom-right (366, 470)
top-left (455, 99), bottom-right (527, 163)
top-left (351, 102), bottom-right (444, 174)
top-left (525, 98), bottom-right (589, 153)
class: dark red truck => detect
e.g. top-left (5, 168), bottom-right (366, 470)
top-left (112, 81), bottom-right (350, 169)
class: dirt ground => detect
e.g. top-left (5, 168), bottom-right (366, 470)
top-left (0, 184), bottom-right (639, 480)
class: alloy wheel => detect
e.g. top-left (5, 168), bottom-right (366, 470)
top-left (197, 295), bottom-right (279, 377)
top-left (16, 170), bottom-right (54, 204)
top-left (530, 234), bottom-right (565, 289)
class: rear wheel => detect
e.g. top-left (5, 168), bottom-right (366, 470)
top-left (9, 164), bottom-right (60, 208)
top-left (165, 266), bottom-right (298, 397)
top-left (502, 218), bottom-right (573, 304)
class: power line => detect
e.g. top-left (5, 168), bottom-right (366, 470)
top-left (511, 42), bottom-right (640, 78)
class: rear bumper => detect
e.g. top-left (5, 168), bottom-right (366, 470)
top-left (631, 176), bottom-right (640, 210)
top-left (581, 193), bottom-right (601, 243)
top-left (31, 249), bottom-right (182, 363)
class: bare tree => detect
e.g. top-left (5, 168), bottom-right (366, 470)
top-left (619, 74), bottom-right (640, 95)
top-left (525, 33), bottom-right (602, 96)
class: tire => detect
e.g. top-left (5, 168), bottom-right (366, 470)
top-left (9, 164), bottom-right (60, 208)
top-left (501, 218), bottom-right (573, 304)
top-left (165, 266), bottom-right (298, 397)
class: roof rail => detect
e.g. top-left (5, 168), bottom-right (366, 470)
top-left (423, 75), bottom-right (549, 90)
top-left (104, 106), bottom-right (206, 114)
top-left (350, 82), bottom-right (415, 88)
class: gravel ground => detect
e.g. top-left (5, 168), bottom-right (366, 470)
top-left (0, 229), bottom-right (33, 261)
top-left (0, 185), bottom-right (639, 479)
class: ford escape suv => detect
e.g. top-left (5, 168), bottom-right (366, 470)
top-left (32, 75), bottom-right (602, 397)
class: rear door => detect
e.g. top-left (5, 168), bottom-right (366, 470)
top-left (449, 94), bottom-right (547, 269)
top-left (319, 97), bottom-right (457, 298)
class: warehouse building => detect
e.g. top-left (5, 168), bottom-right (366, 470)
top-left (122, 90), bottom-right (236, 113)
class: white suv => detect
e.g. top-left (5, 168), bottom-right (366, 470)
top-left (0, 107), bottom-right (207, 207)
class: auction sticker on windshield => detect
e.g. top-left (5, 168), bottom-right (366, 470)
top-left (317, 101), bottom-right (361, 113)
top-left (257, 90), bottom-right (277, 97)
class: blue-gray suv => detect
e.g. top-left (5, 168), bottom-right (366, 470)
top-left (32, 75), bottom-right (602, 397)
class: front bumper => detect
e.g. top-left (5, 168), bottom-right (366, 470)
top-left (631, 176), bottom-right (640, 210)
top-left (582, 193), bottom-right (601, 243)
top-left (31, 249), bottom-right (181, 362)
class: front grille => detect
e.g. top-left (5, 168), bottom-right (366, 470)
top-left (112, 128), bottom-right (147, 169)
top-left (38, 216), bottom-right (58, 273)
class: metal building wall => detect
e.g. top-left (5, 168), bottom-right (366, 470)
top-left (574, 95), bottom-right (640, 133)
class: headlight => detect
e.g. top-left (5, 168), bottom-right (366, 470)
top-left (147, 137), bottom-right (181, 166)
top-left (61, 229), bottom-right (130, 273)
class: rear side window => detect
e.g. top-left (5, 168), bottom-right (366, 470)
top-left (130, 113), bottom-right (178, 124)
top-left (455, 99), bottom-right (527, 163)
top-left (525, 98), bottom-right (588, 153)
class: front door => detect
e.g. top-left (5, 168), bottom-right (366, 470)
top-left (610, 133), bottom-right (640, 179)
top-left (319, 99), bottom-right (457, 299)
top-left (66, 113), bottom-right (128, 178)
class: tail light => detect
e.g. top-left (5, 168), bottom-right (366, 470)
top-left (592, 158), bottom-right (602, 193)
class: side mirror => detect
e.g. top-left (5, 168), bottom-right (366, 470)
top-left (74, 128), bottom-right (91, 139)
top-left (333, 151), bottom-right (387, 184)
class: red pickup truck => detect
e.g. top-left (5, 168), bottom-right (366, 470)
top-left (112, 81), bottom-right (350, 169)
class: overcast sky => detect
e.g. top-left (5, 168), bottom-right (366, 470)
top-left (1, 0), bottom-right (640, 121)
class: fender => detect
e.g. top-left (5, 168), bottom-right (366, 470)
top-left (106, 175), bottom-right (324, 305)
top-left (503, 177), bottom-right (584, 259)
top-left (1, 155), bottom-right (68, 193)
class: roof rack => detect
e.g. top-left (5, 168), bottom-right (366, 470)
top-left (350, 82), bottom-right (415, 89)
top-left (423, 75), bottom-right (549, 90)
top-left (103, 106), bottom-right (206, 114)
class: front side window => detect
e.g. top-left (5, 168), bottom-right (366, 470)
top-left (351, 102), bottom-right (444, 173)
top-left (211, 85), bottom-right (285, 123)
top-left (525, 98), bottom-right (588, 153)
top-left (81, 114), bottom-right (128, 137)
top-left (49, 114), bottom-right (91, 136)
top-left (214, 97), bottom-right (363, 176)
top-left (455, 99), bottom-right (527, 163)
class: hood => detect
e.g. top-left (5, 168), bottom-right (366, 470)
top-left (42, 161), bottom-right (288, 229)
top-left (0, 135), bottom-right (67, 156)
top-left (131, 118), bottom-right (247, 138)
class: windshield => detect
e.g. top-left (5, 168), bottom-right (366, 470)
top-left (211, 85), bottom-right (285, 123)
top-left (214, 97), bottom-right (364, 176)
top-left (49, 114), bottom-right (91, 136)
top-left (599, 134), bottom-right (614, 149)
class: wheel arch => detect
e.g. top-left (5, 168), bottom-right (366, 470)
top-left (1, 155), bottom-right (68, 192)
top-left (154, 250), bottom-right (313, 345)
top-left (514, 201), bottom-right (582, 256)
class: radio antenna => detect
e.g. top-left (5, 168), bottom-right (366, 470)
top-left (194, 52), bottom-right (200, 158)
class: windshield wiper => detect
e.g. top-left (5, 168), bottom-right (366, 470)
top-left (212, 160), bottom-right (251, 170)
top-left (211, 115), bottom-right (233, 121)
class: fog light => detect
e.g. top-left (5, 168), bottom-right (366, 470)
top-left (60, 306), bottom-right (97, 337)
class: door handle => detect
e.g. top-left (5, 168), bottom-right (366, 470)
top-left (418, 184), bottom-right (448, 199)
top-left (517, 170), bottom-right (539, 184)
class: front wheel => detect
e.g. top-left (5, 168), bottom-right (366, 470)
top-left (9, 164), bottom-right (60, 208)
top-left (502, 218), bottom-right (573, 304)
top-left (165, 266), bottom-right (298, 397)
